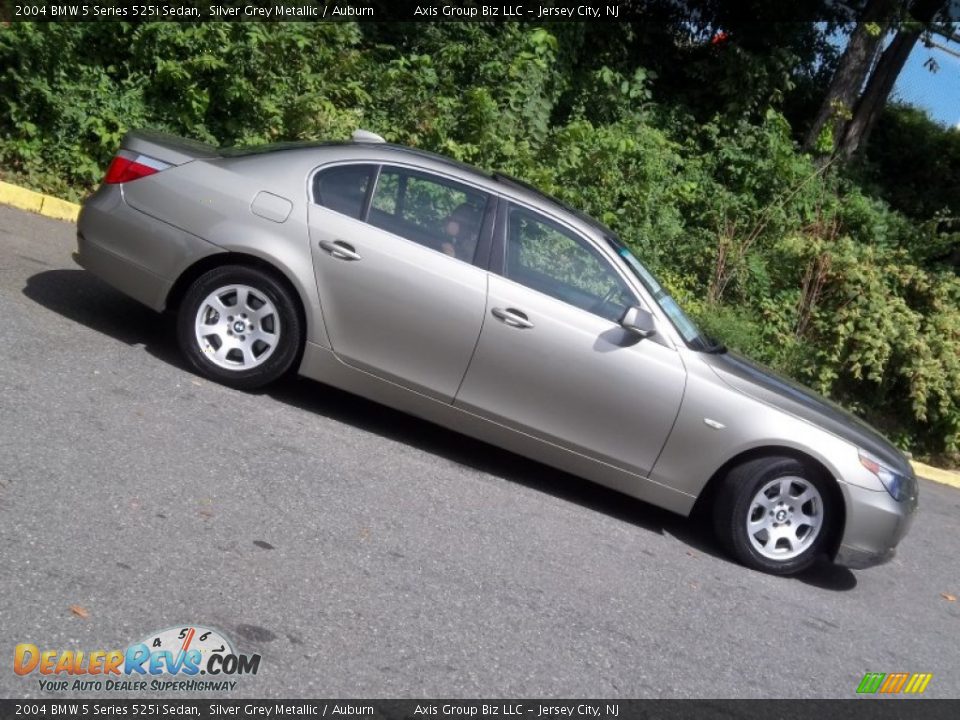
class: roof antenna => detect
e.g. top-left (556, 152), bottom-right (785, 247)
top-left (352, 129), bottom-right (386, 144)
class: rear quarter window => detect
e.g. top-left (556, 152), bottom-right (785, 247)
top-left (313, 164), bottom-right (375, 219)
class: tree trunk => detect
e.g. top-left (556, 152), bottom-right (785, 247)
top-left (837, 0), bottom-right (947, 159)
top-left (802, 0), bottom-right (900, 154)
top-left (836, 32), bottom-right (918, 158)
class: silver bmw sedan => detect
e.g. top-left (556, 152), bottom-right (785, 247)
top-left (75, 129), bottom-right (917, 576)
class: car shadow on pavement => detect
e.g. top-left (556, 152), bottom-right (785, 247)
top-left (23, 268), bottom-right (184, 366)
top-left (24, 268), bottom-right (857, 592)
top-left (268, 374), bottom-right (857, 592)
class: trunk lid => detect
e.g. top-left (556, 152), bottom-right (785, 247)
top-left (120, 129), bottom-right (220, 166)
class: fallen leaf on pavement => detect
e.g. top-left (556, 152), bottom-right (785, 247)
top-left (69, 605), bottom-right (90, 619)
top-left (941, 592), bottom-right (957, 602)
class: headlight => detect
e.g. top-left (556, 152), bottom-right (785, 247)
top-left (858, 451), bottom-right (917, 502)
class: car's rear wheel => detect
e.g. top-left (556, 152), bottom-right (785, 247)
top-left (177, 265), bottom-right (302, 390)
top-left (713, 456), bottom-right (833, 576)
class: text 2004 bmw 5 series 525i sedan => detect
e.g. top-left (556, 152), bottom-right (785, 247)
top-left (75, 128), bottom-right (917, 576)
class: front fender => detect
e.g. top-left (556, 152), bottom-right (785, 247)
top-left (649, 356), bottom-right (885, 515)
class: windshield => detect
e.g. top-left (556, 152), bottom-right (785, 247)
top-left (607, 238), bottom-right (721, 352)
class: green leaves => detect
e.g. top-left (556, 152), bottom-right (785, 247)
top-left (0, 21), bottom-right (957, 458)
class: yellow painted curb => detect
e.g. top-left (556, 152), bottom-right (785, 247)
top-left (911, 461), bottom-right (960, 490)
top-left (0, 180), bottom-right (80, 223)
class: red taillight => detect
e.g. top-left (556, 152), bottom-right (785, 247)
top-left (103, 155), bottom-right (160, 184)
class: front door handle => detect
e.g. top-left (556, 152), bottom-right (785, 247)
top-left (318, 239), bottom-right (362, 261)
top-left (491, 307), bottom-right (534, 329)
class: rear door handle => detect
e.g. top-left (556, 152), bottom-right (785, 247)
top-left (318, 239), bottom-right (362, 261)
top-left (491, 307), bottom-right (534, 329)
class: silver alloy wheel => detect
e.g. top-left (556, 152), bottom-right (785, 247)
top-left (194, 284), bottom-right (281, 371)
top-left (746, 475), bottom-right (823, 561)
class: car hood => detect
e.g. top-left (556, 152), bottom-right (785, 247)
top-left (700, 351), bottom-right (913, 476)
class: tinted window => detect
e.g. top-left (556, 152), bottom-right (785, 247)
top-left (505, 206), bottom-right (634, 322)
top-left (369, 168), bottom-right (488, 261)
top-left (313, 164), bottom-right (374, 219)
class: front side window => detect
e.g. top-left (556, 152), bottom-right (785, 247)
top-left (505, 205), bottom-right (634, 322)
top-left (313, 164), bottom-right (375, 219)
top-left (369, 168), bottom-right (488, 262)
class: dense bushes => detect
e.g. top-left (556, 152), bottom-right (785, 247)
top-left (1, 22), bottom-right (958, 459)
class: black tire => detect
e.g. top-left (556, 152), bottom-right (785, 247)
top-left (713, 456), bottom-right (835, 576)
top-left (177, 264), bottom-right (303, 390)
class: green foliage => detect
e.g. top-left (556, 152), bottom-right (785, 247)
top-left (1, 21), bottom-right (959, 458)
top-left (0, 22), bottom-right (367, 195)
top-left (856, 104), bottom-right (960, 262)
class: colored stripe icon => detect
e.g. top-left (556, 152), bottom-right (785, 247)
top-left (857, 672), bottom-right (932, 694)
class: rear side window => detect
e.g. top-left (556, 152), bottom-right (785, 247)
top-left (368, 167), bottom-right (488, 262)
top-left (313, 164), bottom-right (375, 219)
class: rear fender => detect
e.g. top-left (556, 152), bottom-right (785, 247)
top-left (195, 221), bottom-right (329, 349)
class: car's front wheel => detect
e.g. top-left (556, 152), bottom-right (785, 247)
top-left (713, 456), bottom-right (834, 575)
top-left (177, 265), bottom-right (302, 390)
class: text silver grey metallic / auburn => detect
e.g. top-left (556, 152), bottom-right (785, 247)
top-left (75, 129), bottom-right (918, 575)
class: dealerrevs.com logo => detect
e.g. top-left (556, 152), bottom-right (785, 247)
top-left (14, 625), bottom-right (260, 693)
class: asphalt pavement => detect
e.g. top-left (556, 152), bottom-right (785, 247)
top-left (1, 204), bottom-right (958, 699)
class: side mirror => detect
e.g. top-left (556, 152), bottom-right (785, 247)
top-left (620, 306), bottom-right (657, 338)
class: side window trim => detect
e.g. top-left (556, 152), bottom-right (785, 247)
top-left (489, 195), bottom-right (508, 274)
top-left (472, 194), bottom-right (499, 271)
top-left (359, 164), bottom-right (380, 222)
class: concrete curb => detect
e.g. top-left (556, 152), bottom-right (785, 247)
top-left (911, 461), bottom-right (960, 490)
top-left (0, 180), bottom-right (959, 492)
top-left (0, 180), bottom-right (80, 222)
